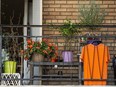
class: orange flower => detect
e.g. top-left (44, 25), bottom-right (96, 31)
top-left (27, 39), bottom-right (32, 44)
top-left (48, 43), bottom-right (52, 47)
top-left (32, 41), bottom-right (34, 45)
top-left (55, 46), bottom-right (58, 50)
top-left (28, 45), bottom-right (33, 49)
top-left (43, 50), bottom-right (48, 54)
top-left (38, 42), bottom-right (40, 45)
top-left (43, 38), bottom-right (48, 42)
top-left (36, 47), bottom-right (40, 49)
top-left (47, 47), bottom-right (50, 50)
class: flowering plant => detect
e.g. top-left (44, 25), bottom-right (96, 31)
top-left (21, 38), bottom-right (58, 60)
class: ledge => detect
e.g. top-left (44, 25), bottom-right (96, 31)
top-left (28, 62), bottom-right (79, 66)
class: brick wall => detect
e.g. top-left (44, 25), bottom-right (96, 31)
top-left (43, 0), bottom-right (116, 25)
top-left (43, 0), bottom-right (78, 24)
top-left (43, 0), bottom-right (116, 85)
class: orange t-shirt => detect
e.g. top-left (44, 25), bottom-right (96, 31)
top-left (80, 44), bottom-right (110, 85)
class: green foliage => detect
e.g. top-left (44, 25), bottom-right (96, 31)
top-left (59, 19), bottom-right (80, 37)
top-left (59, 19), bottom-right (81, 50)
top-left (79, 0), bottom-right (106, 30)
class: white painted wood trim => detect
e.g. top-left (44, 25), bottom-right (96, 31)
top-left (23, 0), bottom-right (30, 85)
top-left (31, 0), bottom-right (42, 41)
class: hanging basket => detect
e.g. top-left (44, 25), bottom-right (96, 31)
top-left (31, 52), bottom-right (44, 62)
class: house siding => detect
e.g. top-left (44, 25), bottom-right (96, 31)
top-left (43, 0), bottom-right (116, 85)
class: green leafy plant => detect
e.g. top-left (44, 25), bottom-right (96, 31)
top-left (59, 19), bottom-right (81, 50)
top-left (79, 0), bottom-right (106, 31)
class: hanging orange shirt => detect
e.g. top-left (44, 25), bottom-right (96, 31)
top-left (80, 43), bottom-right (110, 85)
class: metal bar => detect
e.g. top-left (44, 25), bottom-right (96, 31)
top-left (28, 62), bottom-right (79, 66)
top-left (29, 63), bottom-right (34, 85)
top-left (1, 78), bottom-right (116, 81)
top-left (79, 60), bottom-right (82, 85)
top-left (0, 24), bottom-right (116, 28)
top-left (2, 35), bottom-right (116, 39)
top-left (0, 0), bottom-right (2, 84)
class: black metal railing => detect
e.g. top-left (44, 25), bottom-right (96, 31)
top-left (0, 25), bottom-right (116, 85)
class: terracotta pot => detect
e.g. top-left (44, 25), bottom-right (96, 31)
top-left (51, 58), bottom-right (58, 62)
top-left (51, 58), bottom-right (56, 62)
top-left (32, 53), bottom-right (44, 62)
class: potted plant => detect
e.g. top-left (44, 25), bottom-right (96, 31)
top-left (3, 28), bottom-right (20, 73)
top-left (59, 19), bottom-right (81, 62)
top-left (20, 38), bottom-right (58, 62)
top-left (78, 0), bottom-right (106, 41)
top-left (3, 14), bottom-right (22, 73)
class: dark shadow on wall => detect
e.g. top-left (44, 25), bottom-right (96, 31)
top-left (2, 0), bottom-right (24, 25)
top-left (1, 0), bottom-right (24, 39)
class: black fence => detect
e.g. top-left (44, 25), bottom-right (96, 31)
top-left (0, 25), bottom-right (116, 85)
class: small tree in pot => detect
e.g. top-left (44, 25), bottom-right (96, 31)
top-left (59, 19), bottom-right (81, 62)
top-left (78, 0), bottom-right (106, 40)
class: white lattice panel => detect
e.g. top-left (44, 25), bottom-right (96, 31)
top-left (1, 73), bottom-right (20, 86)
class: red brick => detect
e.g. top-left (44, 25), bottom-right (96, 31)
top-left (49, 5), bottom-right (60, 8)
top-left (46, 20), bottom-right (52, 23)
top-left (105, 9), bottom-right (115, 12)
top-left (103, 1), bottom-right (115, 4)
top-left (105, 16), bottom-right (115, 20)
top-left (58, 20), bottom-right (64, 23)
top-left (43, 12), bottom-right (49, 15)
top-left (72, 12), bottom-right (78, 16)
top-left (67, 8), bottom-right (77, 11)
top-left (61, 5), bottom-right (72, 8)
top-left (95, 1), bottom-right (103, 4)
top-left (55, 1), bottom-right (66, 4)
top-left (43, 31), bottom-right (54, 35)
top-left (61, 12), bottom-right (72, 15)
top-left (109, 13), bottom-right (116, 16)
top-left (43, 1), bottom-right (55, 4)
top-left (49, 12), bottom-right (60, 15)
top-left (109, 5), bottom-right (116, 8)
top-left (43, 5), bottom-right (49, 8)
top-left (79, 1), bottom-right (89, 4)
top-left (44, 16), bottom-right (55, 19)
top-left (51, 20), bottom-right (58, 23)
top-left (67, 16), bottom-right (77, 19)
top-left (55, 8), bottom-right (66, 11)
top-left (56, 16), bottom-right (67, 19)
top-left (105, 20), bottom-right (111, 23)
top-left (67, 1), bottom-right (78, 4)
top-left (44, 8), bottom-right (54, 11)
top-left (73, 5), bottom-right (78, 8)
top-left (100, 5), bottom-right (108, 8)
top-left (111, 20), bottom-right (116, 23)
